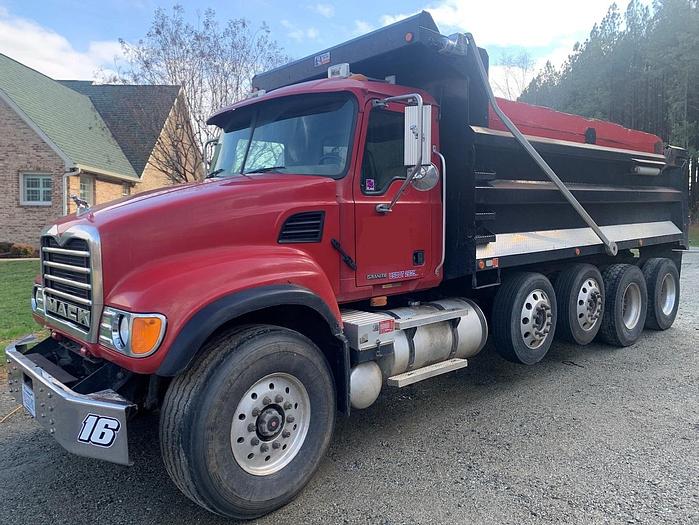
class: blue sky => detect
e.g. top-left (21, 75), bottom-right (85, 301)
top-left (0, 1), bottom-right (631, 97)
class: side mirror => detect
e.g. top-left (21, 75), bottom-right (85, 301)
top-left (204, 137), bottom-right (220, 168)
top-left (404, 104), bottom-right (432, 168)
top-left (375, 94), bottom-right (433, 213)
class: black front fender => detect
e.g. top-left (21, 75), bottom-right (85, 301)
top-left (156, 284), bottom-right (351, 414)
top-left (156, 284), bottom-right (345, 377)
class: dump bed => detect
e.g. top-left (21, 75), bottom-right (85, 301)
top-left (254, 11), bottom-right (688, 281)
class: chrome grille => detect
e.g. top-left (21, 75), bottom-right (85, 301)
top-left (41, 236), bottom-right (92, 331)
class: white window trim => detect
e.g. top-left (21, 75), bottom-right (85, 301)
top-left (19, 172), bottom-right (53, 207)
top-left (79, 174), bottom-right (95, 206)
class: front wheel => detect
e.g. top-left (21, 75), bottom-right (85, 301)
top-left (160, 325), bottom-right (336, 519)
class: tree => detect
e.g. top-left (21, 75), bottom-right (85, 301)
top-left (492, 50), bottom-right (536, 101)
top-left (104, 5), bottom-right (289, 182)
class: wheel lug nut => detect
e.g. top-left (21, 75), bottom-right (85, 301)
top-left (260, 444), bottom-right (269, 453)
top-left (286, 415), bottom-right (295, 423)
top-left (263, 396), bottom-right (272, 405)
top-left (272, 441), bottom-right (281, 450)
top-left (251, 437), bottom-right (259, 446)
top-left (247, 423), bottom-right (256, 432)
top-left (275, 394), bottom-right (283, 403)
top-left (252, 408), bottom-right (260, 417)
top-left (282, 430), bottom-right (291, 438)
top-left (284, 402), bottom-right (292, 410)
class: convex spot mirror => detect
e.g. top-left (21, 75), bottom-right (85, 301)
top-left (411, 164), bottom-right (439, 191)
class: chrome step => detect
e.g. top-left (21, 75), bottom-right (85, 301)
top-left (386, 358), bottom-right (468, 388)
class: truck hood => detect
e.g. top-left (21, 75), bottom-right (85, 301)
top-left (51, 174), bottom-right (339, 294)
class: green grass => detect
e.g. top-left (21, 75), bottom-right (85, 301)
top-left (0, 260), bottom-right (45, 362)
top-left (690, 223), bottom-right (699, 247)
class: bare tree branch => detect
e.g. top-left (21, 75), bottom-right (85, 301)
top-left (99, 5), bottom-right (289, 183)
top-left (492, 50), bottom-right (536, 101)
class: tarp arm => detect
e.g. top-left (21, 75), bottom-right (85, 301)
top-left (464, 33), bottom-right (618, 257)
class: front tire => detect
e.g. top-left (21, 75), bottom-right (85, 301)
top-left (160, 325), bottom-right (336, 519)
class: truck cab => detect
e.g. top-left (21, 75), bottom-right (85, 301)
top-left (207, 77), bottom-right (443, 300)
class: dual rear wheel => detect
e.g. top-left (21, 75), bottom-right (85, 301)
top-left (492, 258), bottom-right (679, 364)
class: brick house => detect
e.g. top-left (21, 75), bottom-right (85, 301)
top-left (0, 53), bottom-right (200, 246)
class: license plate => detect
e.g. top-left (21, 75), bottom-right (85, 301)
top-left (21, 380), bottom-right (36, 418)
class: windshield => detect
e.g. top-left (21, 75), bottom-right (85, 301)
top-left (212, 93), bottom-right (356, 178)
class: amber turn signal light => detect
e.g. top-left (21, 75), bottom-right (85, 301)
top-left (130, 316), bottom-right (164, 355)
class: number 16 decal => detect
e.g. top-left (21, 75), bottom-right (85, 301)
top-left (78, 414), bottom-right (121, 447)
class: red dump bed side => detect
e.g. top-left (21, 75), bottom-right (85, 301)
top-left (489, 98), bottom-right (663, 154)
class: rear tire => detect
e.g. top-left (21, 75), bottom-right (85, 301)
top-left (643, 258), bottom-right (680, 330)
top-left (554, 264), bottom-right (605, 345)
top-left (493, 272), bottom-right (557, 365)
top-left (598, 264), bottom-right (647, 347)
top-left (160, 325), bottom-right (336, 519)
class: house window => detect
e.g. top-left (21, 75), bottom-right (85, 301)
top-left (20, 173), bottom-right (53, 206)
top-left (79, 175), bottom-right (94, 205)
top-left (122, 183), bottom-right (131, 196)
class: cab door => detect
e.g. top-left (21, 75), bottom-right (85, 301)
top-left (353, 101), bottom-right (438, 288)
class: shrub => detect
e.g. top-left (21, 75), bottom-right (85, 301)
top-left (0, 241), bottom-right (12, 254)
top-left (8, 243), bottom-right (39, 258)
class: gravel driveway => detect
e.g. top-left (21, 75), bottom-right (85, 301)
top-left (1, 254), bottom-right (697, 525)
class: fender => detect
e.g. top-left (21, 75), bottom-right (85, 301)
top-left (89, 245), bottom-right (343, 376)
top-left (155, 284), bottom-right (346, 376)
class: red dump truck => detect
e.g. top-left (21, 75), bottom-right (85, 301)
top-left (6, 12), bottom-right (688, 519)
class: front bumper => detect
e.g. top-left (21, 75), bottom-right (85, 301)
top-left (6, 335), bottom-right (135, 465)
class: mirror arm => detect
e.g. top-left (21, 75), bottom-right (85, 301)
top-left (375, 93), bottom-right (424, 213)
top-left (204, 137), bottom-right (220, 168)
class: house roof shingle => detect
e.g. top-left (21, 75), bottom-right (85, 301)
top-left (59, 81), bottom-right (181, 176)
top-left (0, 53), bottom-right (138, 180)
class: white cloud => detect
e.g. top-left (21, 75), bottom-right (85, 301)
top-left (281, 19), bottom-right (320, 42)
top-left (0, 10), bottom-right (122, 79)
top-left (352, 20), bottom-right (374, 36)
top-left (308, 3), bottom-right (335, 18)
top-left (380, 0), bottom-right (614, 48)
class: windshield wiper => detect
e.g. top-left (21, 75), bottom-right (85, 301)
top-left (206, 168), bottom-right (225, 179)
top-left (244, 166), bottom-right (286, 174)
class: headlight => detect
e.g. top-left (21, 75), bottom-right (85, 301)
top-left (118, 315), bottom-right (130, 348)
top-left (100, 307), bottom-right (166, 357)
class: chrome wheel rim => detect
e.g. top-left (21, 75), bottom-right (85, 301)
top-left (520, 289), bottom-right (553, 349)
top-left (659, 273), bottom-right (677, 316)
top-left (576, 277), bottom-right (603, 331)
top-left (231, 372), bottom-right (310, 476)
top-left (622, 282), bottom-right (642, 330)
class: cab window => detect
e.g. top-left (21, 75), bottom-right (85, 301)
top-left (361, 108), bottom-right (405, 194)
